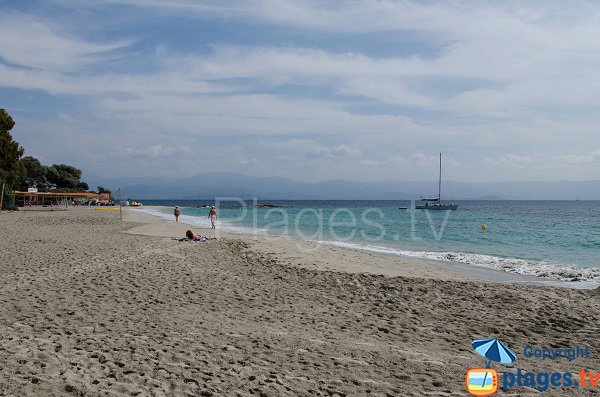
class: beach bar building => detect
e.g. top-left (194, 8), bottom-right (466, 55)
top-left (11, 191), bottom-right (111, 208)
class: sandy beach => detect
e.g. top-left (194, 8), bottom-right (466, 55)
top-left (0, 208), bottom-right (598, 396)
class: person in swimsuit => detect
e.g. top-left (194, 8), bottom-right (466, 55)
top-left (174, 206), bottom-right (180, 223)
top-left (185, 230), bottom-right (210, 241)
top-left (208, 206), bottom-right (217, 229)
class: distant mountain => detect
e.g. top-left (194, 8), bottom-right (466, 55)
top-left (84, 172), bottom-right (600, 200)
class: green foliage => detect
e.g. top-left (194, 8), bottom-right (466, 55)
top-left (46, 163), bottom-right (85, 190)
top-left (0, 109), bottom-right (25, 185)
top-left (20, 156), bottom-right (48, 191)
top-left (97, 186), bottom-right (112, 195)
top-left (0, 109), bottom-right (90, 209)
top-left (0, 109), bottom-right (25, 208)
top-left (19, 157), bottom-right (88, 192)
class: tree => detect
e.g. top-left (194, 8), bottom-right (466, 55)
top-left (0, 109), bottom-right (25, 208)
top-left (46, 164), bottom-right (86, 191)
top-left (97, 186), bottom-right (112, 195)
top-left (20, 156), bottom-right (48, 191)
top-left (0, 109), bottom-right (25, 184)
top-left (0, 109), bottom-right (90, 208)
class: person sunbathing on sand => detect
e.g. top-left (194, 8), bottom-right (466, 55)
top-left (185, 230), bottom-right (214, 242)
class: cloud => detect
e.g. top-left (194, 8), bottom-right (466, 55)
top-left (0, 64), bottom-right (230, 96)
top-left (259, 138), bottom-right (362, 161)
top-left (386, 153), bottom-right (452, 168)
top-left (239, 158), bottom-right (258, 167)
top-left (4, 5), bottom-right (600, 121)
top-left (0, 11), bottom-right (133, 71)
top-left (486, 150), bottom-right (600, 169)
top-left (8, 3), bottom-right (600, 118)
top-left (358, 159), bottom-right (380, 167)
top-left (386, 156), bottom-right (409, 167)
top-left (91, 1), bottom-right (598, 38)
top-left (152, 38), bottom-right (600, 118)
top-left (331, 144), bottom-right (361, 157)
top-left (260, 139), bottom-right (361, 159)
top-left (57, 113), bottom-right (75, 122)
top-left (115, 144), bottom-right (191, 159)
top-left (4, 1), bottom-right (600, 182)
top-left (305, 144), bottom-right (361, 159)
top-left (555, 151), bottom-right (600, 165)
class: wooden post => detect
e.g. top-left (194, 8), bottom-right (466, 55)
top-left (118, 188), bottom-right (123, 221)
top-left (0, 183), bottom-right (5, 216)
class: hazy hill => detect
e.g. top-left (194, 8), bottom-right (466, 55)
top-left (84, 172), bottom-right (600, 200)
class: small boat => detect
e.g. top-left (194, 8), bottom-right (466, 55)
top-left (416, 153), bottom-right (458, 210)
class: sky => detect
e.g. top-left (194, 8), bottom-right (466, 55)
top-left (1, 0), bottom-right (600, 183)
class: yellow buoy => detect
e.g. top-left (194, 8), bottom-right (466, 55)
top-left (481, 223), bottom-right (487, 231)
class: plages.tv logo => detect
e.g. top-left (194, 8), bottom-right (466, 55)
top-left (466, 338), bottom-right (517, 396)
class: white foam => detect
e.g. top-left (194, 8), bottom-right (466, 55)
top-left (135, 206), bottom-right (174, 222)
top-left (320, 240), bottom-right (600, 284)
top-left (136, 206), bottom-right (267, 235)
top-left (136, 207), bottom-right (600, 285)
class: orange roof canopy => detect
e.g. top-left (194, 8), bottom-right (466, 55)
top-left (13, 191), bottom-right (110, 199)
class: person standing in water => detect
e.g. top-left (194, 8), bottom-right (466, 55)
top-left (208, 206), bottom-right (217, 229)
top-left (174, 206), bottom-right (180, 223)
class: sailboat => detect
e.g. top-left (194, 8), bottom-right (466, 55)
top-left (416, 153), bottom-right (458, 210)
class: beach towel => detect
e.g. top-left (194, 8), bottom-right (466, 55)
top-left (177, 236), bottom-right (211, 242)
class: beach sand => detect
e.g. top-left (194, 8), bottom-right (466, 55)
top-left (0, 208), bottom-right (598, 396)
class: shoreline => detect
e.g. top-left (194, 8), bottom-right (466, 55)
top-left (124, 208), bottom-right (475, 282)
top-left (129, 206), bottom-right (598, 289)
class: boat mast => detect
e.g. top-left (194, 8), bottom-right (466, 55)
top-left (438, 152), bottom-right (442, 202)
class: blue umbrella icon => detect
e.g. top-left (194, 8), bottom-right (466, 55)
top-left (471, 338), bottom-right (516, 391)
top-left (472, 338), bottom-right (517, 368)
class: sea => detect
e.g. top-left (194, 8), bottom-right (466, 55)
top-left (136, 200), bottom-right (600, 286)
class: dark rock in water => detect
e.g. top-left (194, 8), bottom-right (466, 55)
top-left (255, 204), bottom-right (280, 208)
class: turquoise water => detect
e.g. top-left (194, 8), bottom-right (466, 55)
top-left (139, 200), bottom-right (600, 284)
